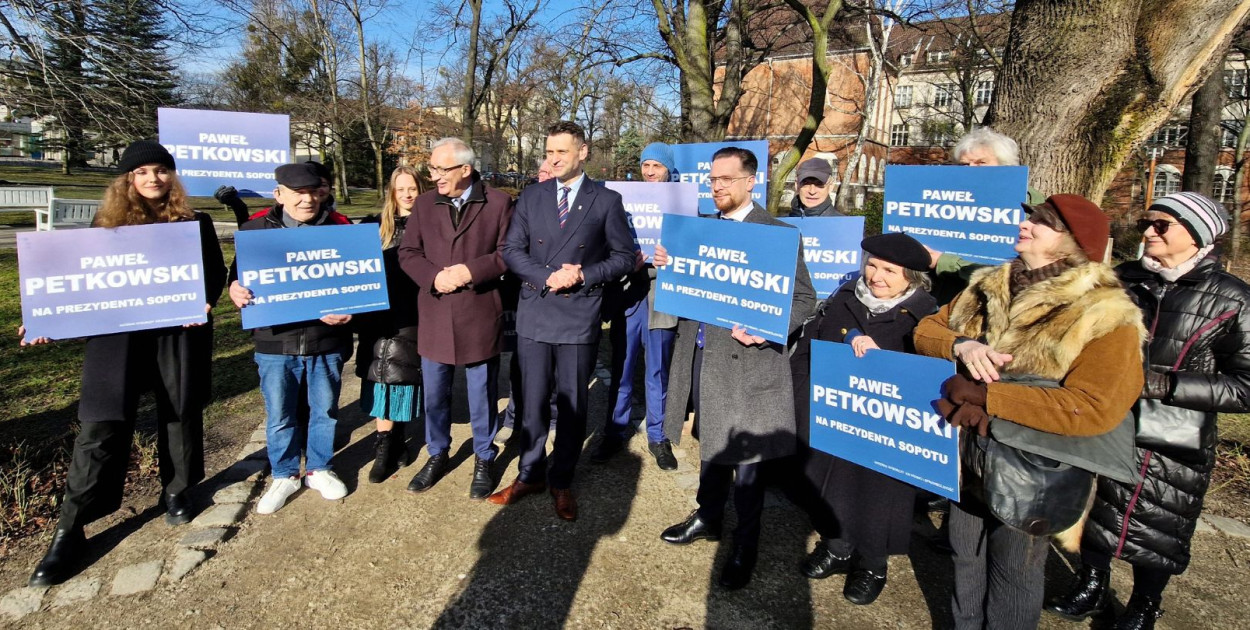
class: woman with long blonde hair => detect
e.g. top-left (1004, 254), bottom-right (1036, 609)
top-left (22, 140), bottom-right (227, 586)
top-left (355, 165), bottom-right (424, 483)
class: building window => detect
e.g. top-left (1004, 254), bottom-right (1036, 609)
top-left (899, 53), bottom-right (913, 67)
top-left (890, 124), bottom-right (910, 146)
top-left (1214, 168), bottom-right (1236, 204)
top-left (1227, 68), bottom-right (1247, 100)
top-left (934, 83), bottom-right (957, 108)
top-left (1223, 123), bottom-right (1240, 148)
top-left (974, 80), bottom-right (993, 106)
top-left (926, 49), bottom-right (951, 63)
top-left (1147, 123), bottom-right (1188, 147)
top-left (895, 85), bottom-right (913, 108)
top-left (1153, 167), bottom-right (1181, 198)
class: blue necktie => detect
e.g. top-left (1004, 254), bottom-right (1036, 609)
top-left (558, 186), bottom-right (571, 228)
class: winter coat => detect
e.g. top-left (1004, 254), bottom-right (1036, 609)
top-left (1084, 256), bottom-right (1250, 574)
top-left (79, 212), bottom-right (227, 422)
top-left (792, 280), bottom-right (936, 557)
top-left (355, 214), bottom-right (420, 381)
top-left (787, 195), bottom-right (844, 218)
top-left (661, 203), bottom-right (817, 465)
top-left (228, 205), bottom-right (355, 356)
top-left (399, 178), bottom-right (513, 366)
top-left (914, 258), bottom-right (1146, 549)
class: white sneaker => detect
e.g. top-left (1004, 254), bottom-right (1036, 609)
top-left (256, 477), bottom-right (301, 514)
top-left (305, 469), bottom-right (347, 500)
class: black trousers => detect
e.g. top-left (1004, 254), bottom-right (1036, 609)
top-left (948, 499), bottom-right (1049, 630)
top-left (696, 461), bottom-right (764, 549)
top-left (515, 336), bottom-right (596, 489)
top-left (58, 328), bottom-right (208, 532)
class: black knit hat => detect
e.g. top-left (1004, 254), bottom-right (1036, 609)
top-left (118, 140), bottom-right (175, 173)
top-left (861, 233), bottom-right (930, 271)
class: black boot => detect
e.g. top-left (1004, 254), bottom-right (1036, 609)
top-left (163, 491), bottom-right (195, 526)
top-left (843, 567), bottom-right (888, 605)
top-left (718, 544), bottom-right (758, 590)
top-left (1115, 592), bottom-right (1163, 630)
top-left (801, 538), bottom-right (853, 579)
top-left (1045, 565), bottom-right (1110, 621)
top-left (368, 431), bottom-right (396, 484)
top-left (389, 422), bottom-right (410, 467)
top-left (29, 528), bottom-right (86, 587)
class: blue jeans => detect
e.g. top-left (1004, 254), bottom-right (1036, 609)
top-left (422, 356), bottom-right (499, 460)
top-left (255, 351), bottom-right (347, 479)
top-left (606, 294), bottom-right (675, 443)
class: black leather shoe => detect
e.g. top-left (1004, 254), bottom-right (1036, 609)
top-left (661, 511), bottom-right (722, 545)
top-left (469, 457), bottom-right (494, 500)
top-left (29, 528), bottom-right (86, 587)
top-left (801, 538), bottom-right (853, 579)
top-left (718, 545), bottom-right (758, 590)
top-left (648, 440), bottom-right (679, 471)
top-left (1115, 592), bottom-right (1163, 630)
top-left (843, 568), bottom-right (888, 605)
top-left (1045, 564), bottom-right (1110, 621)
top-left (164, 491), bottom-right (194, 526)
top-left (590, 436), bottom-right (626, 463)
top-left (407, 453), bottom-right (448, 493)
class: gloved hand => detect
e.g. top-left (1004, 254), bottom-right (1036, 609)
top-left (942, 373), bottom-right (988, 406)
top-left (214, 185), bottom-right (238, 203)
top-left (936, 399), bottom-right (990, 436)
top-left (1142, 368), bottom-right (1173, 400)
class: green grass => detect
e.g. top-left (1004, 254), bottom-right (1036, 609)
top-left (1223, 413), bottom-right (1250, 444)
top-left (0, 163), bottom-right (386, 226)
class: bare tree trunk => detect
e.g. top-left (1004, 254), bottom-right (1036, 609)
top-left (310, 0), bottom-right (351, 204)
top-left (1183, 60), bottom-right (1228, 195)
top-left (985, 0), bottom-right (1250, 202)
top-left (1232, 111), bottom-right (1250, 262)
top-left (460, 0), bottom-right (482, 143)
top-left (766, 0), bottom-right (845, 214)
top-left (344, 1), bottom-right (386, 196)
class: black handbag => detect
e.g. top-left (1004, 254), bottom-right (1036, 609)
top-left (962, 431), bottom-right (1094, 536)
top-left (1134, 399), bottom-right (1206, 452)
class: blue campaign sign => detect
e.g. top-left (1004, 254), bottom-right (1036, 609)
top-left (234, 224), bottom-right (388, 329)
top-left (882, 165), bottom-right (1029, 264)
top-left (158, 107), bottom-right (291, 197)
top-left (603, 181), bottom-right (699, 259)
top-left (780, 216), bottom-right (865, 298)
top-left (670, 140), bottom-right (770, 215)
top-left (654, 214), bottom-right (798, 343)
top-left (18, 222), bottom-right (208, 340)
top-left (809, 341), bottom-right (960, 501)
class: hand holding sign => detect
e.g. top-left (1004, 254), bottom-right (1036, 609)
top-left (653, 243), bottom-right (669, 267)
top-left (17, 325), bottom-right (50, 346)
top-left (229, 280), bottom-right (253, 308)
top-left (731, 324), bottom-right (766, 347)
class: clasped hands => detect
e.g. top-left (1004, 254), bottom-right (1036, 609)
top-left (545, 264), bottom-right (583, 292)
top-left (434, 264), bottom-right (472, 294)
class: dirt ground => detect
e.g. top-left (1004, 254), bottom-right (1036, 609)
top-left (3, 353), bottom-right (1250, 629)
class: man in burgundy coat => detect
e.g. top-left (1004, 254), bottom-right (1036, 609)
top-left (399, 137), bottom-right (514, 499)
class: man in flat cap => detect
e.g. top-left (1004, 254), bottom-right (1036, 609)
top-left (788, 158), bottom-right (843, 218)
top-left (227, 162), bottom-right (355, 515)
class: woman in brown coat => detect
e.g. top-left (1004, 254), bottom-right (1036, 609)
top-left (914, 195), bottom-right (1144, 629)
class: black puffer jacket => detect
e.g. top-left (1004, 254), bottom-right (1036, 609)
top-left (355, 214), bottom-right (420, 383)
top-left (1084, 256), bottom-right (1250, 574)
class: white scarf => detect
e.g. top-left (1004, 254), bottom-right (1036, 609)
top-left (853, 276), bottom-right (916, 315)
top-left (1141, 244), bottom-right (1214, 282)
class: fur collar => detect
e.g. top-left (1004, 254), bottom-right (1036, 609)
top-left (948, 260), bottom-right (1146, 380)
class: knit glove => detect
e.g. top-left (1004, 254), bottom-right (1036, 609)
top-left (936, 399), bottom-right (990, 436)
top-left (942, 374), bottom-right (988, 407)
top-left (1141, 368), bottom-right (1173, 400)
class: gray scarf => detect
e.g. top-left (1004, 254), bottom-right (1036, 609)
top-left (853, 276), bottom-right (916, 315)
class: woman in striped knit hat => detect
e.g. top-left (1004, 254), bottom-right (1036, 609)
top-left (1047, 192), bottom-right (1250, 630)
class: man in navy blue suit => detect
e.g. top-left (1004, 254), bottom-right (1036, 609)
top-left (490, 121), bottom-right (636, 520)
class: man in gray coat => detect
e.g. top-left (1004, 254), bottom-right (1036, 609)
top-left (652, 146), bottom-right (816, 590)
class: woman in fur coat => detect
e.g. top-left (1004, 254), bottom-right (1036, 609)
top-left (1046, 192), bottom-right (1250, 630)
top-left (913, 194), bottom-right (1145, 630)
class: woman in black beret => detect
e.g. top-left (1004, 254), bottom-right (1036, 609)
top-left (19, 140), bottom-right (226, 586)
top-left (790, 232), bottom-right (938, 605)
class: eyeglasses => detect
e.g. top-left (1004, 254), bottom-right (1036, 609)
top-left (428, 163), bottom-right (466, 177)
top-left (708, 175), bottom-right (752, 189)
top-left (1136, 218), bottom-right (1181, 235)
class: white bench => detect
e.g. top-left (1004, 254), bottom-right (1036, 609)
top-left (46, 199), bottom-right (100, 230)
top-left (0, 186), bottom-right (53, 226)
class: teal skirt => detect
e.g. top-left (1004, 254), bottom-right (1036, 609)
top-left (359, 379), bottom-right (420, 422)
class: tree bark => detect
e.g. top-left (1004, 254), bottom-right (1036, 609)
top-left (460, 0), bottom-right (482, 143)
top-left (1183, 59), bottom-right (1228, 195)
top-left (985, 0), bottom-right (1250, 202)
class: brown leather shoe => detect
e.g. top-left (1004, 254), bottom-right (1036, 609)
top-left (487, 479), bottom-right (546, 505)
top-left (551, 488), bottom-right (578, 521)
